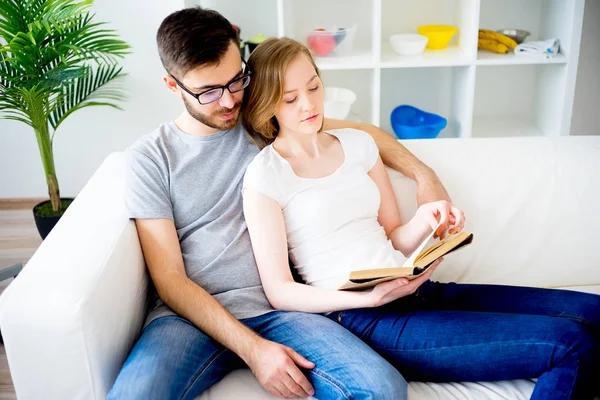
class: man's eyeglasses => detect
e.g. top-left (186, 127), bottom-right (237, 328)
top-left (170, 59), bottom-right (252, 105)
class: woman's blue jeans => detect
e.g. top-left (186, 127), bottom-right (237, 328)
top-left (328, 281), bottom-right (600, 400)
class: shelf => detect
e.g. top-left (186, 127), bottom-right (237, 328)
top-left (380, 67), bottom-right (471, 138)
top-left (476, 51), bottom-right (567, 66)
top-left (196, 0), bottom-right (583, 138)
top-left (380, 47), bottom-right (470, 68)
top-left (437, 126), bottom-right (460, 139)
top-left (314, 52), bottom-right (374, 71)
top-left (472, 116), bottom-right (545, 138)
top-left (197, 0), bottom-right (279, 40)
top-left (390, 125), bottom-right (460, 140)
top-left (320, 69), bottom-right (374, 124)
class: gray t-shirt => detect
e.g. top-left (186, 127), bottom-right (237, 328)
top-left (124, 121), bottom-right (274, 326)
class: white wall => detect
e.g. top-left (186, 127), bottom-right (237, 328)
top-left (571, 0), bottom-right (600, 136)
top-left (1, 1), bottom-right (599, 199)
top-left (0, 0), bottom-right (183, 199)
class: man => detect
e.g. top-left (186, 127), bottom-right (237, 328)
top-left (108, 6), bottom-right (454, 399)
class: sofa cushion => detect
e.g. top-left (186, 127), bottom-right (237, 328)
top-left (198, 369), bottom-right (536, 400)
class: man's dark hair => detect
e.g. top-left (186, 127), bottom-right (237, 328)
top-left (156, 7), bottom-right (238, 78)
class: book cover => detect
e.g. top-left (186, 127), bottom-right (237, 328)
top-left (338, 225), bottom-right (473, 291)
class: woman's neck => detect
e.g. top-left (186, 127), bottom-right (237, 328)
top-left (274, 129), bottom-right (325, 159)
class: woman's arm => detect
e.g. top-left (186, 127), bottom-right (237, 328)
top-left (243, 188), bottom-right (378, 313)
top-left (243, 188), bottom-right (431, 313)
top-left (322, 118), bottom-right (451, 205)
top-left (368, 155), bottom-right (465, 256)
top-left (243, 185), bottom-right (441, 311)
top-left (368, 155), bottom-right (432, 256)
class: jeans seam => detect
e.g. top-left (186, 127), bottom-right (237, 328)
top-left (387, 341), bottom-right (581, 397)
top-left (308, 367), bottom-right (354, 400)
top-left (380, 340), bottom-right (571, 353)
top-left (552, 313), bottom-right (591, 326)
top-left (179, 346), bottom-right (229, 399)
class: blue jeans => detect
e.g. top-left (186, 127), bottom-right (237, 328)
top-left (328, 281), bottom-right (600, 400)
top-left (108, 311), bottom-right (407, 400)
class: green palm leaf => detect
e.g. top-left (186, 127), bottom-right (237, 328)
top-left (0, 0), bottom-right (130, 214)
top-left (49, 62), bottom-right (125, 130)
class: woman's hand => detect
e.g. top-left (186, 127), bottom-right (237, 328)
top-left (367, 258), bottom-right (444, 308)
top-left (416, 200), bottom-right (465, 239)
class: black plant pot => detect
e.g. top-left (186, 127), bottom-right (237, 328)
top-left (33, 198), bottom-right (74, 239)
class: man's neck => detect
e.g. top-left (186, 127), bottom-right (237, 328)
top-left (173, 112), bottom-right (219, 136)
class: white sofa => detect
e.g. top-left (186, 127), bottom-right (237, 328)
top-left (1, 135), bottom-right (599, 400)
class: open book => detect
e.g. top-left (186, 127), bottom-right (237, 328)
top-left (338, 225), bottom-right (473, 290)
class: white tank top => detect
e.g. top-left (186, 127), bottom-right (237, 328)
top-left (243, 128), bottom-right (407, 289)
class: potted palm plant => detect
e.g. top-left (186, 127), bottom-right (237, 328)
top-left (0, 0), bottom-right (129, 238)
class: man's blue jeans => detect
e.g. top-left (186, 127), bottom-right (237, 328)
top-left (328, 281), bottom-right (600, 400)
top-left (107, 310), bottom-right (407, 400)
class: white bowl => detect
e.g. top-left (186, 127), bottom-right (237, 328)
top-left (390, 34), bottom-right (428, 56)
top-left (324, 87), bottom-right (357, 120)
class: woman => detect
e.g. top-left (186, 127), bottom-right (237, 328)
top-left (241, 37), bottom-right (600, 399)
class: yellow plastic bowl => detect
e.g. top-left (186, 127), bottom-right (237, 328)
top-left (416, 25), bottom-right (457, 49)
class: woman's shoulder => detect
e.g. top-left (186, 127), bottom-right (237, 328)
top-left (243, 144), bottom-right (288, 203)
top-left (246, 144), bottom-right (283, 176)
top-left (327, 127), bottom-right (373, 141)
top-left (326, 127), bottom-right (376, 148)
top-left (325, 127), bottom-right (379, 170)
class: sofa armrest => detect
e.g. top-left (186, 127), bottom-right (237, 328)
top-left (0, 153), bottom-right (148, 400)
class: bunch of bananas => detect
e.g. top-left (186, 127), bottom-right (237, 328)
top-left (478, 29), bottom-right (518, 54)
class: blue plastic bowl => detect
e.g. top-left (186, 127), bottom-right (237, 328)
top-left (390, 105), bottom-right (447, 139)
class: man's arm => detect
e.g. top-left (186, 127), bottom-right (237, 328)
top-left (322, 118), bottom-right (451, 205)
top-left (135, 218), bottom-right (315, 398)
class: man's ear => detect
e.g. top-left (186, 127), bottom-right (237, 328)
top-left (163, 74), bottom-right (179, 94)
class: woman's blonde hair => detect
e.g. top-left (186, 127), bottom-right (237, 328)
top-left (242, 37), bottom-right (320, 148)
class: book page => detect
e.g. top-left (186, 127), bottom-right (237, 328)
top-left (413, 231), bottom-right (474, 269)
top-left (338, 223), bottom-right (474, 291)
top-left (339, 269), bottom-right (428, 290)
top-left (415, 238), bottom-right (447, 262)
top-left (401, 222), bottom-right (441, 268)
top-left (349, 266), bottom-right (417, 282)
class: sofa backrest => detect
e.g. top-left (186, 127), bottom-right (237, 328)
top-left (390, 136), bottom-right (600, 288)
top-left (91, 135), bottom-right (600, 289)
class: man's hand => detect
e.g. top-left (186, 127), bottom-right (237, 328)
top-left (247, 338), bottom-right (316, 398)
top-left (368, 258), bottom-right (443, 308)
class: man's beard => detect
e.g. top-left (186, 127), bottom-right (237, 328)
top-left (182, 95), bottom-right (241, 131)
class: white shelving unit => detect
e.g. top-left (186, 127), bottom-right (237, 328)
top-left (192, 0), bottom-right (585, 138)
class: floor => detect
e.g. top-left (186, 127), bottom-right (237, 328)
top-left (0, 204), bottom-right (42, 399)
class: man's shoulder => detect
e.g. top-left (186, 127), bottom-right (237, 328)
top-left (126, 122), bottom-right (174, 164)
top-left (128, 122), bottom-right (173, 153)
